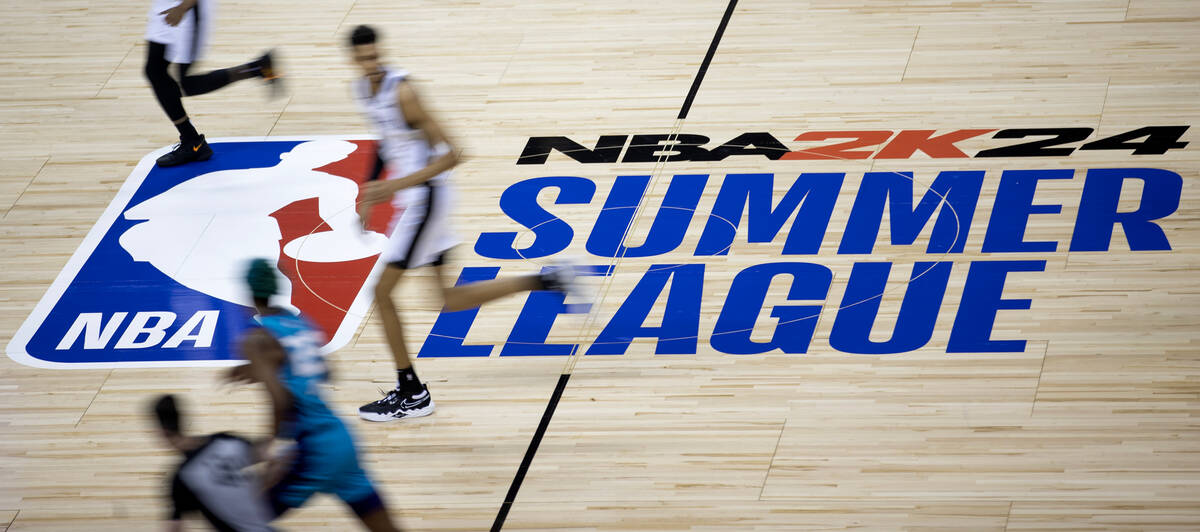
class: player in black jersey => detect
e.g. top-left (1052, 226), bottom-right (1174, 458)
top-left (143, 0), bottom-right (283, 167)
top-left (151, 394), bottom-right (275, 531)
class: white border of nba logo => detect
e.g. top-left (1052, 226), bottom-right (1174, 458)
top-left (7, 135), bottom-right (387, 369)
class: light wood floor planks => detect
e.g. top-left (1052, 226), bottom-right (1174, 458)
top-left (2, 0), bottom-right (1199, 530)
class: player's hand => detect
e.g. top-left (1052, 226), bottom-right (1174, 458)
top-left (159, 3), bottom-right (190, 26)
top-left (356, 200), bottom-right (375, 232)
top-left (251, 436), bottom-right (275, 462)
top-left (223, 363), bottom-right (257, 385)
top-left (361, 180), bottom-right (397, 204)
top-left (260, 443), bottom-right (296, 489)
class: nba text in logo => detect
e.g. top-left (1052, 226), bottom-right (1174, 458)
top-left (8, 137), bottom-right (393, 368)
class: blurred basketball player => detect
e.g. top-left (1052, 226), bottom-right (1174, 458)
top-left (150, 394), bottom-right (276, 531)
top-left (227, 259), bottom-right (403, 531)
top-left (144, 0), bottom-right (282, 167)
top-left (347, 25), bottom-right (578, 422)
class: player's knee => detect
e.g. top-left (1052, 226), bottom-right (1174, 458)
top-left (178, 77), bottom-right (200, 97)
top-left (373, 283), bottom-right (394, 304)
top-left (441, 289), bottom-right (469, 312)
top-left (143, 61), bottom-right (168, 85)
top-left (348, 490), bottom-right (385, 518)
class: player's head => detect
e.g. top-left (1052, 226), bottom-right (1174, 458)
top-left (349, 25), bottom-right (384, 82)
top-left (245, 258), bottom-right (278, 311)
top-left (151, 394), bottom-right (184, 441)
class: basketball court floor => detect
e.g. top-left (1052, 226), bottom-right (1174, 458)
top-left (2, 1), bottom-right (1199, 530)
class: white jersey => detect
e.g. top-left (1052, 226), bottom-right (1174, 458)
top-left (352, 67), bottom-right (451, 187)
top-left (145, 0), bottom-right (215, 64)
top-left (353, 67), bottom-right (458, 268)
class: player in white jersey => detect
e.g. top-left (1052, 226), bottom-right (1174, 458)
top-left (348, 25), bottom-right (579, 422)
top-left (144, 0), bottom-right (282, 167)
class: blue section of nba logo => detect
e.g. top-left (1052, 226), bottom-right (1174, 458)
top-left (8, 138), bottom-right (390, 368)
top-left (27, 141), bottom-right (305, 364)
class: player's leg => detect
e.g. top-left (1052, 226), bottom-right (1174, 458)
top-left (374, 265), bottom-right (413, 373)
top-left (360, 183), bottom-right (443, 422)
top-left (337, 465), bottom-right (403, 532)
top-left (424, 182), bottom-right (576, 310)
top-left (359, 264), bottom-right (433, 421)
top-left (144, 41), bottom-right (211, 167)
top-left (143, 42), bottom-right (188, 130)
top-left (267, 470), bottom-right (318, 518)
top-left (176, 51), bottom-right (282, 98)
top-left (319, 422), bottom-right (403, 531)
top-left (266, 440), bottom-right (321, 519)
top-left (433, 259), bottom-right (573, 312)
top-left (358, 260), bottom-right (571, 423)
top-left (359, 507), bottom-right (403, 532)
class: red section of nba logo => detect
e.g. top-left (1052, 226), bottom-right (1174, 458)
top-left (267, 140), bottom-right (399, 340)
top-left (315, 140), bottom-right (398, 232)
top-left (268, 198), bottom-right (369, 339)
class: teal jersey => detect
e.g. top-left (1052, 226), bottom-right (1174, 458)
top-left (256, 312), bottom-right (340, 438)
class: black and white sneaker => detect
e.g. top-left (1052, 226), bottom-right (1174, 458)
top-left (358, 385), bottom-right (435, 422)
top-left (538, 260), bottom-right (580, 296)
top-left (538, 260), bottom-right (591, 314)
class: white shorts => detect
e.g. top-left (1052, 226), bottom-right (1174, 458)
top-left (145, 0), bottom-right (214, 64)
top-left (381, 182), bottom-right (458, 269)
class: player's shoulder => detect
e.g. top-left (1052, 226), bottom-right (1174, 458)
top-left (261, 310), bottom-right (323, 340)
top-left (254, 308), bottom-right (301, 326)
top-left (386, 66), bottom-right (411, 82)
top-left (192, 433), bottom-right (256, 460)
top-left (384, 67), bottom-right (415, 95)
top-left (276, 309), bottom-right (319, 331)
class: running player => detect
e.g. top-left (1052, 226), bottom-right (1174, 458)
top-left (229, 259), bottom-right (403, 531)
top-left (144, 0), bottom-right (282, 167)
top-left (347, 24), bottom-right (578, 422)
top-left (150, 394), bottom-right (276, 531)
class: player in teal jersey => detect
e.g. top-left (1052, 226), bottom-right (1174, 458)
top-left (227, 259), bottom-right (403, 531)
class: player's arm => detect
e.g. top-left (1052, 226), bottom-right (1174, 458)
top-left (362, 83), bottom-right (462, 201)
top-left (366, 150), bottom-right (386, 182)
top-left (236, 329), bottom-right (292, 438)
top-left (166, 472), bottom-right (193, 532)
top-left (396, 82), bottom-right (462, 186)
top-left (357, 150), bottom-right (387, 230)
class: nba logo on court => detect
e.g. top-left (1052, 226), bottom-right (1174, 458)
top-left (8, 137), bottom-right (392, 368)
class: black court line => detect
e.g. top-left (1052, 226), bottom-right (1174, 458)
top-left (491, 2), bottom-right (737, 529)
top-left (491, 373), bottom-right (571, 531)
top-left (678, 0), bottom-right (739, 120)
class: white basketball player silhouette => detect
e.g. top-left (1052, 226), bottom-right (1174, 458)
top-left (120, 139), bottom-right (387, 308)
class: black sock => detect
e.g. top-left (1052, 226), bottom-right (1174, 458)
top-left (174, 119), bottom-right (200, 143)
top-left (397, 367), bottom-right (424, 395)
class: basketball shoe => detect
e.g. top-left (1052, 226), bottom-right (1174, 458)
top-left (359, 384), bottom-right (435, 422)
top-left (255, 50), bottom-right (285, 100)
top-left (156, 135), bottom-right (212, 167)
